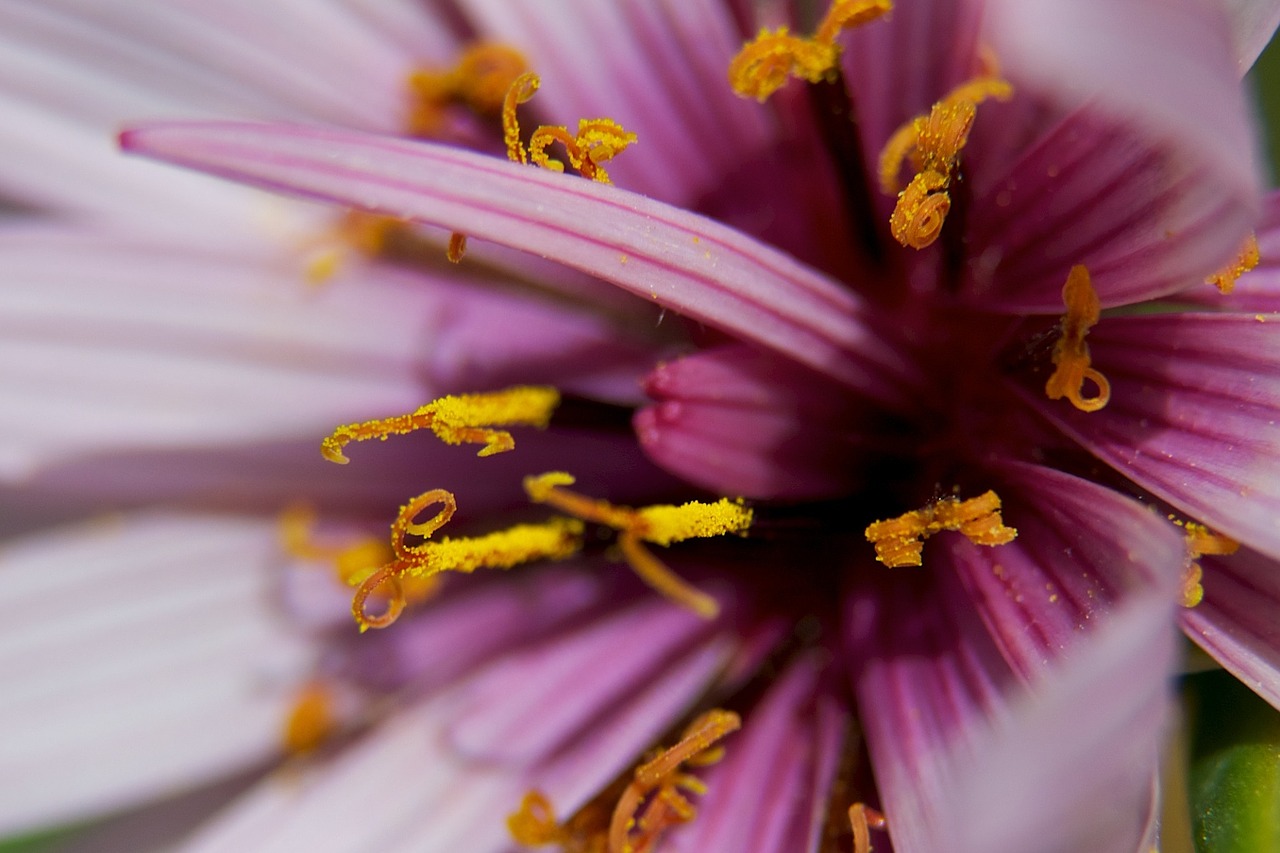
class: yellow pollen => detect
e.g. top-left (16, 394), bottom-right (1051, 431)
top-left (524, 472), bottom-right (752, 619)
top-left (406, 42), bottom-right (528, 136)
top-left (321, 385), bottom-right (560, 464)
top-left (350, 487), bottom-right (584, 632)
top-left (608, 710), bottom-right (741, 853)
top-left (848, 803), bottom-right (887, 853)
top-left (728, 1), bottom-right (892, 101)
top-left (283, 682), bottom-right (336, 755)
top-left (879, 70), bottom-right (1011, 249)
top-left (864, 490), bottom-right (1017, 568)
top-left (502, 73), bottom-right (636, 184)
top-left (508, 791), bottom-right (573, 847)
top-left (1044, 265), bottom-right (1111, 412)
top-left (1175, 519), bottom-right (1239, 609)
top-left (1206, 232), bottom-right (1259, 294)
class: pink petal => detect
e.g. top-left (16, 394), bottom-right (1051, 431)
top-left (970, 0), bottom-right (1260, 310)
top-left (1020, 313), bottom-right (1280, 560)
top-left (119, 121), bottom-right (916, 392)
top-left (1223, 0), bottom-right (1280, 70)
top-left (943, 461), bottom-right (1184, 680)
top-left (1183, 545), bottom-right (1280, 709)
top-left (0, 513), bottom-right (316, 835)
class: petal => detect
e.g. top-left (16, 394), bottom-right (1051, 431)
top-left (970, 0), bottom-right (1261, 310)
top-left (636, 344), bottom-right (898, 499)
top-left (1183, 545), bottom-right (1280, 710)
top-left (1223, 0), bottom-right (1280, 71)
top-left (0, 513), bottom-right (316, 835)
top-left (119, 121), bottom-right (918, 392)
top-left (1018, 313), bottom-right (1280, 561)
top-left (942, 461), bottom-right (1184, 680)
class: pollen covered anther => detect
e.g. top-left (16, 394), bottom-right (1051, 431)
top-left (321, 385), bottom-right (560, 464)
top-left (728, 0), bottom-right (892, 101)
top-left (879, 70), bottom-right (1011, 248)
top-left (1175, 519), bottom-right (1239, 608)
top-left (524, 472), bottom-right (752, 618)
top-left (608, 709), bottom-right (741, 853)
top-left (865, 490), bottom-right (1017, 567)
top-left (350, 487), bottom-right (585, 632)
top-left (1044, 265), bottom-right (1111, 412)
top-left (503, 73), bottom-right (636, 183)
top-left (406, 42), bottom-right (528, 136)
top-left (1206, 232), bottom-right (1259, 293)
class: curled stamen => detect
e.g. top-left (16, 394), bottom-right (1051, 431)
top-left (321, 385), bottom-right (560, 464)
top-left (504, 71), bottom-right (541, 164)
top-left (728, 1), bottom-right (892, 101)
top-left (1175, 519), bottom-right (1239, 608)
top-left (879, 70), bottom-right (1011, 248)
top-left (502, 74), bottom-right (636, 183)
top-left (608, 710), bottom-right (741, 853)
top-left (507, 791), bottom-right (567, 846)
top-left (524, 472), bottom-right (752, 618)
top-left (865, 490), bottom-right (1017, 567)
top-left (1045, 265), bottom-right (1111, 412)
top-left (351, 565), bottom-right (407, 631)
top-left (1206, 232), bottom-right (1259, 294)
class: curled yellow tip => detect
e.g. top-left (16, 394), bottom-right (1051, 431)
top-left (321, 386), bottom-right (560, 464)
top-left (1045, 266), bottom-right (1111, 412)
top-left (866, 490), bottom-right (1016, 567)
top-left (1206, 232), bottom-right (1259, 294)
top-left (503, 71), bottom-right (541, 164)
top-left (508, 791), bottom-right (565, 846)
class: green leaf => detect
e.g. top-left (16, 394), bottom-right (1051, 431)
top-left (1187, 669), bottom-right (1280, 852)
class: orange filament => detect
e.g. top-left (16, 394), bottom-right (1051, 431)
top-left (728, 0), bottom-right (892, 101)
top-left (608, 710), bottom-right (741, 853)
top-left (406, 42), bottom-right (528, 136)
top-left (321, 385), bottom-right (560, 464)
top-left (283, 682), bottom-right (336, 755)
top-left (351, 488), bottom-right (584, 631)
top-left (524, 472), bottom-right (753, 618)
top-left (1206, 232), bottom-right (1259, 294)
top-left (503, 73), bottom-right (637, 184)
top-left (446, 231), bottom-right (468, 263)
top-left (865, 490), bottom-right (1017, 567)
top-left (848, 803), bottom-right (887, 853)
top-left (1044, 265), bottom-right (1111, 412)
top-left (879, 71), bottom-right (1011, 248)
top-left (508, 791), bottom-right (573, 847)
top-left (1175, 519), bottom-right (1239, 608)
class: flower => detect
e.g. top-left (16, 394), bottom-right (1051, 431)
top-left (5, 0), bottom-right (1280, 850)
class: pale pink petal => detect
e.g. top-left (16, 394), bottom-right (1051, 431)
top-left (943, 461), bottom-right (1184, 680)
top-left (1019, 313), bottom-right (1280, 560)
top-left (0, 513), bottom-right (316, 835)
top-left (1223, 0), bottom-right (1280, 70)
top-left (120, 121), bottom-right (918, 393)
top-left (1183, 545), bottom-right (1280, 709)
top-left (670, 656), bottom-right (849, 853)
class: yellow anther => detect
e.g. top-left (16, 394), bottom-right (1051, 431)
top-left (1206, 232), bottom-right (1259, 294)
top-left (351, 487), bottom-right (584, 632)
top-left (609, 710), bottom-right (741, 853)
top-left (406, 42), bottom-right (528, 136)
top-left (283, 682), bottom-right (335, 755)
top-left (504, 74), bottom-right (637, 184)
top-left (508, 791), bottom-right (570, 847)
top-left (728, 1), bottom-right (892, 101)
top-left (1045, 265), bottom-right (1111, 412)
top-left (321, 385), bottom-right (560, 464)
top-left (446, 231), bottom-right (467, 263)
top-left (865, 490), bottom-right (1017, 568)
top-left (524, 472), bottom-right (752, 619)
top-left (879, 71), bottom-right (1012, 248)
top-left (1174, 519), bottom-right (1238, 609)
top-left (503, 71), bottom-right (540, 164)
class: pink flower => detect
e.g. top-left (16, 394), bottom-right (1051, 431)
top-left (4, 0), bottom-right (1280, 850)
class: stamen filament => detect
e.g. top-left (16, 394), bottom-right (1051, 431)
top-left (503, 75), bottom-right (636, 183)
top-left (865, 490), bottom-right (1017, 567)
top-left (321, 385), bottom-right (560, 464)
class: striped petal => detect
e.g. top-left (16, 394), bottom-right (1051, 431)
top-left (0, 513), bottom-right (316, 836)
top-left (120, 121), bottom-right (917, 393)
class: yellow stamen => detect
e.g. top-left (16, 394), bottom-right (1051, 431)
top-left (350, 487), bottom-right (584, 632)
top-left (446, 231), bottom-right (468, 263)
top-left (848, 803), bottom-right (887, 853)
top-left (508, 791), bottom-right (571, 847)
top-left (879, 71), bottom-right (1011, 248)
top-left (865, 490), bottom-right (1017, 568)
top-left (321, 385), bottom-right (560, 464)
top-left (1044, 265), bottom-right (1111, 412)
top-left (406, 42), bottom-right (528, 136)
top-left (1175, 519), bottom-right (1239, 609)
top-left (524, 472), bottom-right (752, 619)
top-left (728, 1), bottom-right (893, 101)
top-left (503, 74), bottom-right (637, 184)
top-left (283, 682), bottom-right (335, 755)
top-left (608, 710), bottom-right (741, 853)
top-left (1206, 232), bottom-right (1259, 294)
